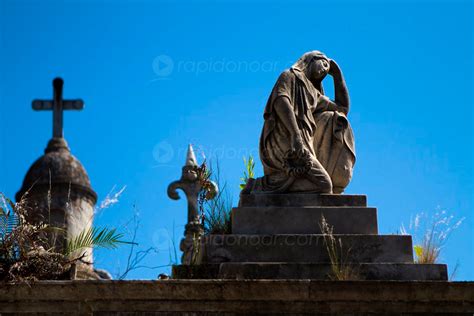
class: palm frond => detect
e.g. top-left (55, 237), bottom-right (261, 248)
top-left (65, 227), bottom-right (135, 256)
top-left (0, 205), bottom-right (18, 239)
top-left (0, 193), bottom-right (17, 216)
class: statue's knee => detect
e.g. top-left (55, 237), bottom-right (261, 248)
top-left (304, 170), bottom-right (332, 193)
top-left (322, 173), bottom-right (333, 193)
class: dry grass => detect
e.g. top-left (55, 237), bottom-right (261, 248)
top-left (400, 210), bottom-right (464, 264)
top-left (0, 190), bottom-right (130, 282)
top-left (0, 192), bottom-right (74, 282)
top-left (320, 216), bottom-right (360, 281)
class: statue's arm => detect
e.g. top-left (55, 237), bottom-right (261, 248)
top-left (274, 96), bottom-right (304, 151)
top-left (328, 60), bottom-right (350, 114)
top-left (274, 96), bottom-right (299, 137)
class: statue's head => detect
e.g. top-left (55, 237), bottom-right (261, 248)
top-left (292, 51), bottom-right (330, 81)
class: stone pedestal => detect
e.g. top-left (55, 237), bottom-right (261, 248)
top-left (173, 194), bottom-right (447, 281)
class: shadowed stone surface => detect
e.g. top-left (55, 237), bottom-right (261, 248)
top-left (217, 263), bottom-right (448, 281)
top-left (238, 193), bottom-right (367, 207)
top-left (174, 263), bottom-right (448, 281)
top-left (0, 280), bottom-right (472, 315)
top-left (232, 206), bottom-right (378, 234)
top-left (201, 234), bottom-right (414, 264)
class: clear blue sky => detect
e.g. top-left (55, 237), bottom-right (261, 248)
top-left (0, 0), bottom-right (472, 280)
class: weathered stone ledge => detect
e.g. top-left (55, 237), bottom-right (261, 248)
top-left (238, 193), bottom-right (367, 207)
top-left (173, 263), bottom-right (448, 281)
top-left (200, 234), bottom-right (414, 264)
top-left (0, 280), bottom-right (473, 315)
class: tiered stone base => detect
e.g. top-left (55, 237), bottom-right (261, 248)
top-left (173, 194), bottom-right (448, 281)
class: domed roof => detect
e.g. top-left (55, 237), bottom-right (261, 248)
top-left (16, 138), bottom-right (96, 202)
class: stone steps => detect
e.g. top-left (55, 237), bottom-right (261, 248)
top-left (174, 262), bottom-right (448, 281)
top-left (201, 234), bottom-right (413, 264)
top-left (239, 193), bottom-right (367, 207)
top-left (232, 206), bottom-right (378, 234)
top-left (173, 193), bottom-right (448, 281)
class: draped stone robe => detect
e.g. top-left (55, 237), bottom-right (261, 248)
top-left (248, 68), bottom-right (355, 194)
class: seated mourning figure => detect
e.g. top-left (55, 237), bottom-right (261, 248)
top-left (244, 51), bottom-right (356, 194)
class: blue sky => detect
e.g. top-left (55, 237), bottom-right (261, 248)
top-left (0, 0), bottom-right (472, 280)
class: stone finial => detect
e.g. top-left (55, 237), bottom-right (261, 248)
top-left (185, 144), bottom-right (198, 167)
top-left (167, 144), bottom-right (218, 265)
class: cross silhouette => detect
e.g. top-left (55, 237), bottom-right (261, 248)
top-left (32, 78), bottom-right (84, 138)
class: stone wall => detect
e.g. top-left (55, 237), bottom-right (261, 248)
top-left (0, 280), bottom-right (473, 315)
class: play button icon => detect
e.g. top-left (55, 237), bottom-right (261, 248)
top-left (153, 140), bottom-right (174, 164)
top-left (152, 55), bottom-right (174, 77)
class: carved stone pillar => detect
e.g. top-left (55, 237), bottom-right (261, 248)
top-left (167, 144), bottom-right (217, 265)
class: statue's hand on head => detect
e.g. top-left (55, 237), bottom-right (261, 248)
top-left (328, 59), bottom-right (341, 77)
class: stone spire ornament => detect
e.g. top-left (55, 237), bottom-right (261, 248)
top-left (184, 144), bottom-right (198, 168)
top-left (168, 144), bottom-right (218, 265)
top-left (16, 78), bottom-right (98, 276)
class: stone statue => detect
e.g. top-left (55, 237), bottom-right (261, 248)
top-left (244, 51), bottom-right (356, 194)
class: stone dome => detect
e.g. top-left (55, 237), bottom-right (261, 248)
top-left (16, 137), bottom-right (97, 203)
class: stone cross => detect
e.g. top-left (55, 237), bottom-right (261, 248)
top-left (32, 77), bottom-right (84, 138)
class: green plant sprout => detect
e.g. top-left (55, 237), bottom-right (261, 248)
top-left (239, 155), bottom-right (255, 190)
top-left (201, 160), bottom-right (232, 235)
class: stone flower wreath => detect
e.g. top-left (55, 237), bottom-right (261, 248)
top-left (283, 149), bottom-right (313, 178)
